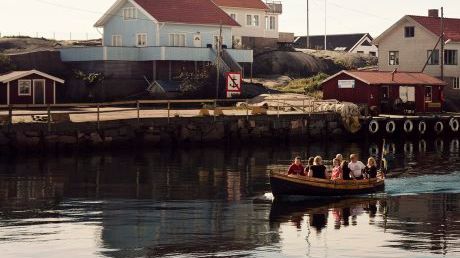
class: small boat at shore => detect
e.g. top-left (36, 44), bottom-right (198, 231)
top-left (269, 171), bottom-right (385, 198)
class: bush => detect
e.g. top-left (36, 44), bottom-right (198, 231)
top-left (176, 64), bottom-right (218, 98)
top-left (0, 54), bottom-right (15, 73)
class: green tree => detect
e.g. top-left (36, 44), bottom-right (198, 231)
top-left (74, 70), bottom-right (105, 101)
top-left (176, 64), bottom-right (218, 98)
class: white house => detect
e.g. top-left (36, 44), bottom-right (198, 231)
top-left (213, 0), bottom-right (282, 49)
top-left (295, 33), bottom-right (378, 56)
top-left (60, 0), bottom-right (253, 82)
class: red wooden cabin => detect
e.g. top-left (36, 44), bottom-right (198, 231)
top-left (0, 70), bottom-right (64, 105)
top-left (322, 70), bottom-right (446, 113)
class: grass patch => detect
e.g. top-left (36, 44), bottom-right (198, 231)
top-left (270, 73), bottom-right (329, 98)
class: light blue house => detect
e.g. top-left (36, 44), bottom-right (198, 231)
top-left (60, 0), bottom-right (253, 82)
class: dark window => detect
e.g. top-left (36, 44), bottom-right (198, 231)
top-left (427, 50), bottom-right (440, 65)
top-left (369, 51), bottom-right (376, 57)
top-left (405, 26), bottom-right (415, 37)
top-left (357, 51), bottom-right (364, 54)
top-left (389, 51), bottom-right (399, 65)
top-left (425, 86), bottom-right (432, 102)
top-left (444, 50), bottom-right (458, 65)
top-left (452, 77), bottom-right (460, 89)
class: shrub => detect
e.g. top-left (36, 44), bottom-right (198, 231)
top-left (176, 64), bottom-right (218, 98)
top-left (0, 54), bottom-right (15, 73)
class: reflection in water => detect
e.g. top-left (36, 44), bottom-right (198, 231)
top-left (0, 138), bottom-right (460, 257)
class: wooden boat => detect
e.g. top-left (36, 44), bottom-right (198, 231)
top-left (270, 172), bottom-right (385, 197)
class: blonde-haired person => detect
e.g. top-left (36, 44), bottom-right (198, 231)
top-left (348, 154), bottom-right (366, 180)
top-left (330, 158), bottom-right (343, 180)
top-left (308, 156), bottom-right (327, 179)
top-left (335, 154), bottom-right (343, 164)
top-left (363, 157), bottom-right (378, 179)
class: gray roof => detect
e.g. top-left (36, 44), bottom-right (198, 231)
top-left (294, 33), bottom-right (373, 52)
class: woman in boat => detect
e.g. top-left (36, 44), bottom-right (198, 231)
top-left (348, 154), bottom-right (366, 180)
top-left (304, 157), bottom-right (314, 175)
top-left (341, 160), bottom-right (352, 180)
top-left (308, 156), bottom-right (327, 179)
top-left (330, 158), bottom-right (343, 180)
top-left (363, 157), bottom-right (378, 179)
top-left (335, 154), bottom-right (343, 164)
top-left (287, 157), bottom-right (305, 176)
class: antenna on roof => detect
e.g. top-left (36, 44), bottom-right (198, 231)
top-left (306, 0), bottom-right (310, 49)
top-left (324, 0), bottom-right (327, 50)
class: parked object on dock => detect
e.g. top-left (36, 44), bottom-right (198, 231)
top-left (322, 70), bottom-right (446, 114)
top-left (269, 172), bottom-right (385, 197)
top-left (0, 70), bottom-right (64, 105)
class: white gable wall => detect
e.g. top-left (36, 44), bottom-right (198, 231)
top-left (350, 36), bottom-right (378, 56)
top-left (220, 7), bottom-right (279, 39)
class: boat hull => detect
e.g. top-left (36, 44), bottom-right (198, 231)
top-left (270, 174), bottom-right (385, 197)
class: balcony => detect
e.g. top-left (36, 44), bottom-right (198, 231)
top-left (59, 46), bottom-right (253, 63)
top-left (266, 1), bottom-right (282, 14)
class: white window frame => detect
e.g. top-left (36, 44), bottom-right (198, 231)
top-left (246, 14), bottom-right (252, 26)
top-left (444, 49), bottom-right (458, 65)
top-left (425, 86), bottom-right (433, 103)
top-left (123, 7), bottom-right (137, 20)
top-left (268, 16), bottom-right (276, 30)
top-left (389, 51), bottom-right (399, 65)
top-left (18, 80), bottom-right (32, 96)
top-left (427, 49), bottom-right (440, 65)
top-left (168, 33), bottom-right (187, 47)
top-left (253, 15), bottom-right (259, 27)
top-left (230, 13), bottom-right (237, 21)
top-left (136, 33), bottom-right (147, 47)
top-left (111, 35), bottom-right (122, 47)
top-left (453, 77), bottom-right (460, 90)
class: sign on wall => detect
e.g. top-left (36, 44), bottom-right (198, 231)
top-left (338, 80), bottom-right (355, 89)
top-left (226, 72), bottom-right (242, 98)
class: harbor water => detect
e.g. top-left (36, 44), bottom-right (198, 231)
top-left (0, 138), bottom-right (460, 258)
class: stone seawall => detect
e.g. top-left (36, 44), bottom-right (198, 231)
top-left (0, 113), bottom-right (343, 152)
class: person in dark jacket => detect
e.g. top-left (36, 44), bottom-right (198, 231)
top-left (308, 156), bottom-right (327, 179)
top-left (341, 160), bottom-right (352, 180)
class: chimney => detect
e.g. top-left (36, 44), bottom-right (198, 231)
top-left (428, 9), bottom-right (439, 18)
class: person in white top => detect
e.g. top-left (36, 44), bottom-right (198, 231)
top-left (348, 154), bottom-right (366, 179)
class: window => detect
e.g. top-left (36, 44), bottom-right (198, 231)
top-left (230, 13), bottom-right (236, 21)
top-left (452, 77), bottom-right (460, 89)
top-left (246, 15), bottom-right (252, 26)
top-left (123, 7), bottom-right (137, 20)
top-left (427, 49), bottom-right (439, 65)
top-left (253, 15), bottom-right (259, 26)
top-left (136, 33), bottom-right (147, 47)
top-left (404, 26), bottom-right (415, 37)
top-left (357, 51), bottom-right (364, 54)
top-left (112, 35), bottom-right (122, 46)
top-left (18, 80), bottom-right (31, 96)
top-left (169, 34), bottom-right (186, 47)
top-left (369, 51), bottom-right (376, 56)
top-left (266, 16), bottom-right (276, 30)
top-left (425, 86), bottom-right (432, 102)
top-left (444, 50), bottom-right (458, 65)
top-left (389, 51), bottom-right (399, 65)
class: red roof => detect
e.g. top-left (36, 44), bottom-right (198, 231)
top-left (135, 0), bottom-right (240, 26)
top-left (326, 71), bottom-right (447, 86)
top-left (409, 15), bottom-right (460, 42)
top-left (212, 0), bottom-right (269, 10)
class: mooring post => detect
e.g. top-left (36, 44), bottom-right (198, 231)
top-left (8, 105), bottom-right (12, 126)
top-left (167, 101), bottom-right (171, 124)
top-left (214, 99), bottom-right (217, 122)
top-left (97, 104), bottom-right (100, 130)
top-left (136, 100), bottom-right (140, 126)
top-left (246, 99), bottom-right (249, 121)
top-left (277, 100), bottom-right (280, 119)
top-left (47, 104), bottom-right (51, 132)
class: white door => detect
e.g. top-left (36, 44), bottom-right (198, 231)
top-left (193, 34), bottom-right (202, 47)
top-left (399, 86), bottom-right (415, 103)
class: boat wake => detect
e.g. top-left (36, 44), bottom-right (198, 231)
top-left (385, 171), bottom-right (460, 196)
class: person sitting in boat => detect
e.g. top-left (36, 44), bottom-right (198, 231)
top-left (348, 154), bottom-right (366, 180)
top-left (287, 157), bottom-right (305, 176)
top-left (335, 154), bottom-right (343, 164)
top-left (308, 156), bottom-right (327, 179)
top-left (304, 157), bottom-right (315, 175)
top-left (341, 160), bottom-right (352, 180)
top-left (330, 158), bottom-right (343, 180)
top-left (363, 157), bottom-right (378, 179)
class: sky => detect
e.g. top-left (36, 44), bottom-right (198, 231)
top-left (1, 0), bottom-right (460, 40)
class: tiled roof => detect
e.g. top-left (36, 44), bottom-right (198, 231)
top-left (345, 71), bottom-right (446, 86)
top-left (135, 0), bottom-right (240, 26)
top-left (410, 15), bottom-right (460, 42)
top-left (212, 0), bottom-right (269, 10)
top-left (294, 33), bottom-right (372, 51)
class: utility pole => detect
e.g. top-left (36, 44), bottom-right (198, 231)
top-left (324, 0), bottom-right (327, 50)
top-left (306, 0), bottom-right (310, 49)
top-left (216, 22), bottom-right (223, 100)
top-left (440, 7), bottom-right (445, 81)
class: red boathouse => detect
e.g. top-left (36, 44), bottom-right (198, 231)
top-left (0, 70), bottom-right (65, 105)
top-left (321, 70), bottom-right (446, 114)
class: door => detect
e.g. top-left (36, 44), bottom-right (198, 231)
top-left (380, 86), bottom-right (390, 113)
top-left (33, 80), bottom-right (45, 104)
top-left (193, 34), bottom-right (202, 48)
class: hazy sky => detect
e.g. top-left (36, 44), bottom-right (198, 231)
top-left (1, 0), bottom-right (460, 40)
